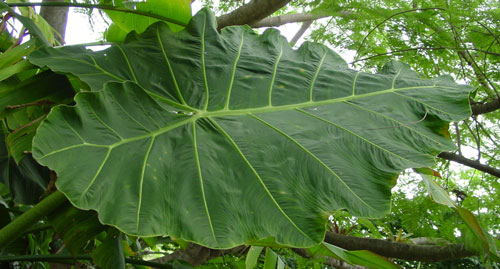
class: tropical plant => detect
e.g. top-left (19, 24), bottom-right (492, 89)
top-left (0, 0), bottom-right (499, 268)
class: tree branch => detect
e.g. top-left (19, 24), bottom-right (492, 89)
top-left (471, 98), bottom-right (500, 115)
top-left (292, 249), bottom-right (363, 269)
top-left (250, 12), bottom-right (328, 28)
top-left (151, 243), bottom-right (246, 266)
top-left (290, 20), bottom-right (312, 45)
top-left (438, 152), bottom-right (500, 178)
top-left (324, 232), bottom-right (477, 262)
top-left (216, 0), bottom-right (292, 30)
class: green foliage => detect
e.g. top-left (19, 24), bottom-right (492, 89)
top-left (0, 0), bottom-right (499, 267)
top-left (27, 9), bottom-right (472, 249)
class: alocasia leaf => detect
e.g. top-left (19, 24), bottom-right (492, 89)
top-left (28, 9), bottom-right (472, 248)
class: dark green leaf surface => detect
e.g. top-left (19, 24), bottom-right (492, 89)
top-left (90, 229), bottom-right (126, 269)
top-left (30, 9), bottom-right (472, 248)
top-left (1, 123), bottom-right (50, 204)
top-left (49, 204), bottom-right (107, 255)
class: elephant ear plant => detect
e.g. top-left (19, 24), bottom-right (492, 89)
top-left (0, 8), bottom-right (472, 253)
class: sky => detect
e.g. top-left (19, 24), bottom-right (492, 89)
top-left (64, 2), bottom-right (305, 46)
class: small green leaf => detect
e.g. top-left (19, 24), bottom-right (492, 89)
top-left (320, 242), bottom-right (400, 269)
top-left (11, 14), bottom-right (51, 47)
top-left (263, 248), bottom-right (278, 269)
top-left (456, 207), bottom-right (488, 251)
top-left (0, 40), bottom-right (36, 69)
top-left (416, 169), bottom-right (455, 208)
top-left (91, 228), bottom-right (126, 269)
top-left (246, 246), bottom-right (264, 269)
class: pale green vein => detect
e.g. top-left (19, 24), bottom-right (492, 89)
top-left (268, 43), bottom-right (284, 106)
top-left (309, 51), bottom-right (327, 101)
top-left (249, 114), bottom-right (377, 212)
top-left (201, 85), bottom-right (446, 118)
top-left (79, 147), bottom-right (112, 201)
top-left (296, 108), bottom-right (430, 162)
top-left (344, 101), bottom-right (448, 147)
top-left (192, 122), bottom-right (218, 244)
top-left (140, 87), bottom-right (199, 115)
top-left (87, 103), bottom-right (123, 140)
top-left (133, 94), bottom-right (162, 129)
top-left (391, 68), bottom-right (402, 89)
top-left (38, 143), bottom-right (108, 159)
top-left (88, 55), bottom-right (127, 82)
top-left (391, 91), bottom-right (464, 116)
top-left (201, 13), bottom-right (209, 110)
top-left (49, 55), bottom-right (126, 82)
top-left (116, 45), bottom-right (138, 83)
top-left (63, 117), bottom-right (86, 143)
top-left (136, 137), bottom-right (155, 234)
top-left (39, 118), bottom-right (193, 159)
top-left (351, 71), bottom-right (361, 96)
top-left (210, 118), bottom-right (315, 242)
top-left (224, 33), bottom-right (245, 110)
top-left (109, 92), bottom-right (151, 132)
top-left (156, 27), bottom-right (187, 105)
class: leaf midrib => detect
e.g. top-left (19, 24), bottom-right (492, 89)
top-left (37, 83), bottom-right (458, 160)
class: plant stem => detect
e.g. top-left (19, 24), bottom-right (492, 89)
top-left (6, 2), bottom-right (188, 27)
top-left (0, 191), bottom-right (67, 247)
top-left (0, 255), bottom-right (173, 268)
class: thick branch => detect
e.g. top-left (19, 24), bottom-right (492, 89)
top-left (216, 0), bottom-right (291, 30)
top-left (438, 152), bottom-right (500, 178)
top-left (40, 0), bottom-right (69, 44)
top-left (292, 249), bottom-right (363, 269)
top-left (471, 98), bottom-right (500, 115)
top-left (250, 13), bottom-right (327, 28)
top-left (151, 243), bottom-right (245, 266)
top-left (324, 232), bottom-right (477, 262)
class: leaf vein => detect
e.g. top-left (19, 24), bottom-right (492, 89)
top-left (249, 114), bottom-right (377, 212)
top-left (136, 137), bottom-right (155, 234)
top-left (192, 122), bottom-right (218, 244)
top-left (87, 103), bottom-right (123, 140)
top-left (309, 51), bottom-right (327, 101)
top-left (268, 44), bottom-right (284, 106)
top-left (344, 101), bottom-right (448, 147)
top-left (224, 32), bottom-right (244, 110)
top-left (156, 27), bottom-right (187, 105)
top-left (116, 45), bottom-right (138, 83)
top-left (209, 118), bottom-right (315, 242)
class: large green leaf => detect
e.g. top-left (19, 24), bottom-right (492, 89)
top-left (29, 9), bottom-right (472, 248)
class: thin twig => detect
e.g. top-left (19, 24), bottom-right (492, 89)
top-left (351, 46), bottom-right (500, 64)
top-left (6, 100), bottom-right (55, 110)
top-left (10, 115), bottom-right (45, 135)
top-left (454, 122), bottom-right (462, 156)
top-left (354, 7), bottom-right (445, 61)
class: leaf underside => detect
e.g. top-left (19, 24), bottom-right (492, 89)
top-left (29, 9), bottom-right (472, 248)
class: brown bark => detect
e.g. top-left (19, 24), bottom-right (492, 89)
top-left (151, 243), bottom-right (246, 266)
top-left (438, 152), bottom-right (500, 178)
top-left (324, 232), bottom-right (477, 262)
top-left (216, 0), bottom-right (292, 30)
top-left (471, 98), bottom-right (500, 115)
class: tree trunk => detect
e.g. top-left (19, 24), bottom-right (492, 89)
top-left (39, 0), bottom-right (69, 44)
